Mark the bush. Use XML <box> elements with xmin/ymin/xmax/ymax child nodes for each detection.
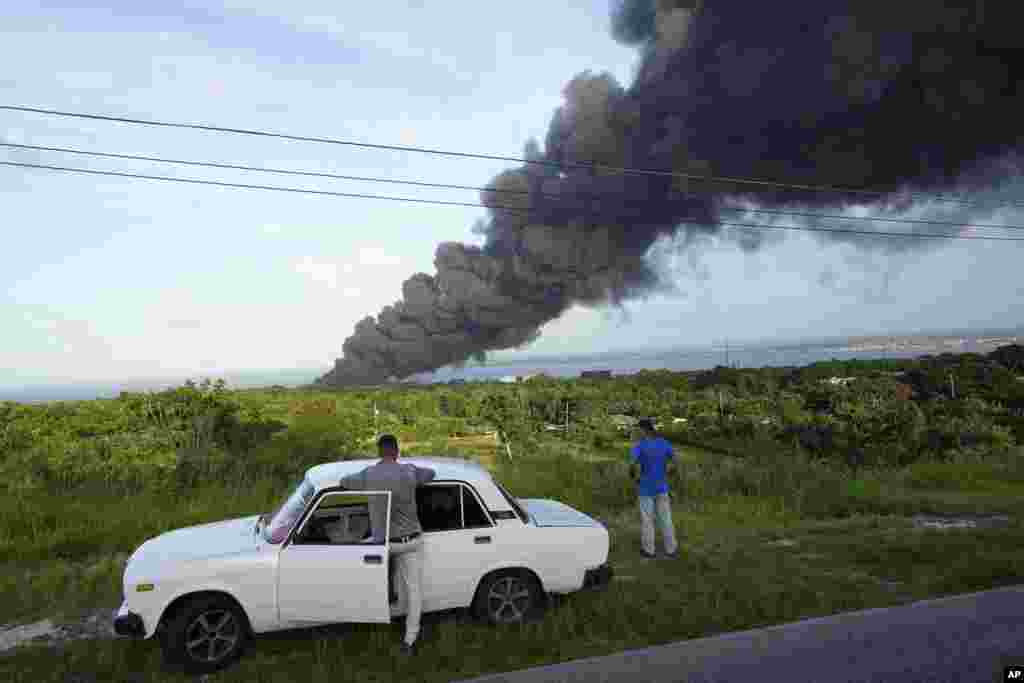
<box><xmin>900</xmin><ymin>461</ymin><xmax>998</xmax><ymax>491</ymax></box>
<box><xmin>588</xmin><ymin>424</ymin><xmax>622</xmax><ymax>452</ymax></box>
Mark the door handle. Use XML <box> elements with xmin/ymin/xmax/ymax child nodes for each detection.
<box><xmin>364</xmin><ymin>554</ymin><xmax>382</xmax><ymax>564</ymax></box>
<box><xmin>474</xmin><ymin>536</ymin><xmax>491</xmax><ymax>544</ymax></box>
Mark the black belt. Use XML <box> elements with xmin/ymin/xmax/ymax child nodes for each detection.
<box><xmin>392</xmin><ymin>532</ymin><xmax>421</xmax><ymax>544</ymax></box>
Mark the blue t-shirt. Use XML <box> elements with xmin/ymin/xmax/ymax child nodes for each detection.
<box><xmin>630</xmin><ymin>437</ymin><xmax>674</xmax><ymax>497</ymax></box>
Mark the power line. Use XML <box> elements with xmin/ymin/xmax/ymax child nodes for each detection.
<box><xmin>0</xmin><ymin>160</ymin><xmax>495</xmax><ymax>209</ymax></box>
<box><xmin>4</xmin><ymin>104</ymin><xmax>1020</xmax><ymax>210</ymax></box>
<box><xmin>0</xmin><ymin>141</ymin><xmax>519</xmax><ymax>199</ymax></box>
<box><xmin>4</xmin><ymin>159</ymin><xmax>1024</xmax><ymax>242</ymax></box>
<box><xmin>4</xmin><ymin>141</ymin><xmax>1023</xmax><ymax>233</ymax></box>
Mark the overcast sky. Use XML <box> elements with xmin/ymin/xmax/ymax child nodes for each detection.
<box><xmin>3</xmin><ymin>0</ymin><xmax>1023</xmax><ymax>387</ymax></box>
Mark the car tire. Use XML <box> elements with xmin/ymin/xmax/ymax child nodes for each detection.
<box><xmin>472</xmin><ymin>570</ymin><xmax>545</xmax><ymax>626</ymax></box>
<box><xmin>159</xmin><ymin>594</ymin><xmax>250</xmax><ymax>675</ymax></box>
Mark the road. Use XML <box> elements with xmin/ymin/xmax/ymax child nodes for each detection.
<box><xmin>452</xmin><ymin>584</ymin><xmax>1024</xmax><ymax>683</ymax></box>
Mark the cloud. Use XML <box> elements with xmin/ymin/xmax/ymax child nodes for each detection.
<box><xmin>167</xmin><ymin>319</ymin><xmax>203</xmax><ymax>330</ymax></box>
<box><xmin>295</xmin><ymin>256</ymin><xmax>339</xmax><ymax>290</ymax></box>
<box><xmin>397</xmin><ymin>127</ymin><xmax>418</xmax><ymax>146</ymax></box>
<box><xmin>294</xmin><ymin>249</ymin><xmax>404</xmax><ymax>293</ymax></box>
<box><xmin>355</xmin><ymin>247</ymin><xmax>403</xmax><ymax>268</ymax></box>
<box><xmin>12</xmin><ymin>308</ymin><xmax>115</xmax><ymax>374</ymax></box>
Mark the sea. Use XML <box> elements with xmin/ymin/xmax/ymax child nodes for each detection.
<box><xmin>2</xmin><ymin>337</ymin><xmax>1007</xmax><ymax>404</ymax></box>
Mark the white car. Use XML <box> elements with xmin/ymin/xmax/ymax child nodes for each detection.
<box><xmin>113</xmin><ymin>457</ymin><xmax>613</xmax><ymax>673</ymax></box>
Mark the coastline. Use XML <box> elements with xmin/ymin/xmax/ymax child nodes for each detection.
<box><xmin>3</xmin><ymin>334</ymin><xmax>1021</xmax><ymax>404</ymax></box>
<box><xmin>841</xmin><ymin>336</ymin><xmax>1020</xmax><ymax>354</ymax></box>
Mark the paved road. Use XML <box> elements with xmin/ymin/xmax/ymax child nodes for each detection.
<box><xmin>452</xmin><ymin>584</ymin><xmax>1024</xmax><ymax>683</ymax></box>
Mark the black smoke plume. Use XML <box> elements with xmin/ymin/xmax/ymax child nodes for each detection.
<box><xmin>318</xmin><ymin>0</ymin><xmax>1022</xmax><ymax>386</ymax></box>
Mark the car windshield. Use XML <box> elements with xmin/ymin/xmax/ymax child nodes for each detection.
<box><xmin>263</xmin><ymin>477</ymin><xmax>315</xmax><ymax>544</ymax></box>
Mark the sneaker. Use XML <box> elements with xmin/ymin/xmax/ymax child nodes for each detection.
<box><xmin>399</xmin><ymin>642</ymin><xmax>416</xmax><ymax>656</ymax></box>
<box><xmin>641</xmin><ymin>551</ymin><xmax>656</xmax><ymax>559</ymax></box>
<box><xmin>664</xmin><ymin>551</ymin><xmax>679</xmax><ymax>559</ymax></box>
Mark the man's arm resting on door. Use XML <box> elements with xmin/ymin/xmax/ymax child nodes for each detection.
<box><xmin>414</xmin><ymin>466</ymin><xmax>436</xmax><ymax>485</ymax></box>
<box><xmin>338</xmin><ymin>469</ymin><xmax>368</xmax><ymax>490</ymax></box>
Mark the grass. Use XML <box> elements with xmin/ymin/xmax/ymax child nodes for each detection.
<box><xmin>3</xmin><ymin>439</ymin><xmax>1024</xmax><ymax>682</ymax></box>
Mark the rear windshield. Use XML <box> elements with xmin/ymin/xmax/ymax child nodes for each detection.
<box><xmin>494</xmin><ymin>481</ymin><xmax>529</xmax><ymax>524</ymax></box>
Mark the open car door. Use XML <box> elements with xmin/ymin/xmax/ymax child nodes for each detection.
<box><xmin>277</xmin><ymin>489</ymin><xmax>391</xmax><ymax>626</ymax></box>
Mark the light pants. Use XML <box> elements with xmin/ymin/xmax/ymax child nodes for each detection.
<box><xmin>390</xmin><ymin>536</ymin><xmax>424</xmax><ymax>645</ymax></box>
<box><xmin>639</xmin><ymin>493</ymin><xmax>678</xmax><ymax>555</ymax></box>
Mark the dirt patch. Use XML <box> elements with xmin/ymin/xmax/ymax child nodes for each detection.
<box><xmin>910</xmin><ymin>514</ymin><xmax>1013</xmax><ymax>530</ymax></box>
<box><xmin>0</xmin><ymin>607</ymin><xmax>118</xmax><ymax>654</ymax></box>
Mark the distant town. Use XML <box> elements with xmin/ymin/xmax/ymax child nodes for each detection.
<box><xmin>841</xmin><ymin>335</ymin><xmax>1021</xmax><ymax>354</ymax></box>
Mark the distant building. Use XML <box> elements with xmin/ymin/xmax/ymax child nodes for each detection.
<box><xmin>823</xmin><ymin>377</ymin><xmax>856</xmax><ymax>386</ymax></box>
<box><xmin>581</xmin><ymin>370</ymin><xmax>613</xmax><ymax>379</ymax></box>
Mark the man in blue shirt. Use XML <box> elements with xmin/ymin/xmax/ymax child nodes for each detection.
<box><xmin>630</xmin><ymin>418</ymin><xmax>679</xmax><ymax>559</ymax></box>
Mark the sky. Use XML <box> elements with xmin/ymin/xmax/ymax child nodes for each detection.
<box><xmin>2</xmin><ymin>0</ymin><xmax>1024</xmax><ymax>388</ymax></box>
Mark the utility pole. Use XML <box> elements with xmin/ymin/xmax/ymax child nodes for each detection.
<box><xmin>949</xmin><ymin>372</ymin><xmax>956</xmax><ymax>399</ymax></box>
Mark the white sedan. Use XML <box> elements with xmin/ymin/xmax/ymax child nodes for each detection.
<box><xmin>113</xmin><ymin>457</ymin><xmax>613</xmax><ymax>673</ymax></box>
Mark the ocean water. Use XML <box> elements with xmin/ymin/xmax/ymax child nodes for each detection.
<box><xmin>420</xmin><ymin>346</ymin><xmax>931</xmax><ymax>384</ymax></box>
<box><xmin>0</xmin><ymin>368</ymin><xmax>325</xmax><ymax>404</ymax></box>
<box><xmin>0</xmin><ymin>339</ymin><xmax>999</xmax><ymax>404</ymax></box>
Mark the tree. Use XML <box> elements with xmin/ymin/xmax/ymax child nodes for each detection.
<box><xmin>477</xmin><ymin>392</ymin><xmax>530</xmax><ymax>459</ymax></box>
<box><xmin>990</xmin><ymin>344</ymin><xmax>1024</xmax><ymax>372</ymax></box>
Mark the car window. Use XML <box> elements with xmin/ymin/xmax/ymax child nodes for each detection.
<box><xmin>293</xmin><ymin>492</ymin><xmax>384</xmax><ymax>546</ymax></box>
<box><xmin>462</xmin><ymin>486</ymin><xmax>492</xmax><ymax>528</ymax></box>
<box><xmin>416</xmin><ymin>483</ymin><xmax>493</xmax><ymax>532</ymax></box>
<box><xmin>416</xmin><ymin>485</ymin><xmax>461</xmax><ymax>532</ymax></box>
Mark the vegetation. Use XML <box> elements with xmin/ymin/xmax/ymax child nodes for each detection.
<box><xmin>2</xmin><ymin>347</ymin><xmax>1024</xmax><ymax>681</ymax></box>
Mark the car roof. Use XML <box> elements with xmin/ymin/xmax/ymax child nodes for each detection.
<box><xmin>305</xmin><ymin>456</ymin><xmax>495</xmax><ymax>491</ymax></box>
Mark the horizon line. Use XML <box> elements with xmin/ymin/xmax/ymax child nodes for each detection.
<box><xmin>3</xmin><ymin>326</ymin><xmax>1022</xmax><ymax>391</ymax></box>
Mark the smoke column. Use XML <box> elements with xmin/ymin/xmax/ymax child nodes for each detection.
<box><xmin>318</xmin><ymin>0</ymin><xmax>1022</xmax><ymax>386</ymax></box>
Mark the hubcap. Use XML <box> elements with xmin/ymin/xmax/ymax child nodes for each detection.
<box><xmin>486</xmin><ymin>576</ymin><xmax>533</xmax><ymax>623</ymax></box>
<box><xmin>185</xmin><ymin>609</ymin><xmax>239</xmax><ymax>663</ymax></box>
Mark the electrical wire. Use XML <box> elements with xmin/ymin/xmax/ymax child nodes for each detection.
<box><xmin>4</xmin><ymin>104</ymin><xmax>1021</xmax><ymax>210</ymax></box>
<box><xmin>4</xmin><ymin>159</ymin><xmax>1023</xmax><ymax>242</ymax></box>
<box><xmin>3</xmin><ymin>141</ymin><xmax>1022</xmax><ymax>233</ymax></box>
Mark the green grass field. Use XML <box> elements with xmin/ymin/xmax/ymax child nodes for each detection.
<box><xmin>3</xmin><ymin>431</ymin><xmax>1024</xmax><ymax>682</ymax></box>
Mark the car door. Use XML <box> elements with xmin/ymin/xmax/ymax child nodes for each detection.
<box><xmin>277</xmin><ymin>490</ymin><xmax>391</xmax><ymax>626</ymax></box>
<box><xmin>417</xmin><ymin>483</ymin><xmax>498</xmax><ymax>611</ymax></box>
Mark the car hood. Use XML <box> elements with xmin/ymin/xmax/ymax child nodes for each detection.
<box><xmin>519</xmin><ymin>499</ymin><xmax>605</xmax><ymax>528</ymax></box>
<box><xmin>127</xmin><ymin>514</ymin><xmax>262</xmax><ymax>579</ymax></box>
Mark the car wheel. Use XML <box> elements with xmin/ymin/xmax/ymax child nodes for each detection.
<box><xmin>159</xmin><ymin>594</ymin><xmax>249</xmax><ymax>675</ymax></box>
<box><xmin>473</xmin><ymin>571</ymin><xmax>544</xmax><ymax>626</ymax></box>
